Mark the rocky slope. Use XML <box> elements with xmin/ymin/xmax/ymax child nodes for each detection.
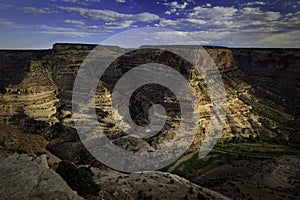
<box><xmin>92</xmin><ymin>168</ymin><xmax>230</xmax><ymax>200</ymax></box>
<box><xmin>193</xmin><ymin>155</ymin><xmax>300</xmax><ymax>199</ymax></box>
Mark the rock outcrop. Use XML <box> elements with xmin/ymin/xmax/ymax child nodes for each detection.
<box><xmin>0</xmin><ymin>153</ymin><xmax>83</xmax><ymax>199</ymax></box>
<box><xmin>0</xmin><ymin>50</ymin><xmax>59</xmax><ymax>124</ymax></box>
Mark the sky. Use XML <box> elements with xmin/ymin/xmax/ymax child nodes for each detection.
<box><xmin>0</xmin><ymin>0</ymin><xmax>299</xmax><ymax>49</ymax></box>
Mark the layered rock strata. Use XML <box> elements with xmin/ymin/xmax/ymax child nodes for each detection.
<box><xmin>0</xmin><ymin>44</ymin><xmax>298</xmax><ymax>161</ymax></box>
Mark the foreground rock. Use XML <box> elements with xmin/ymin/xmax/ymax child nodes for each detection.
<box><xmin>0</xmin><ymin>154</ymin><xmax>83</xmax><ymax>200</ymax></box>
<box><xmin>92</xmin><ymin>168</ymin><xmax>230</xmax><ymax>200</ymax></box>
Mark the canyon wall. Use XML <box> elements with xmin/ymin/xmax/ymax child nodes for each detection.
<box><xmin>0</xmin><ymin>44</ymin><xmax>299</xmax><ymax>152</ymax></box>
<box><xmin>0</xmin><ymin>50</ymin><xmax>59</xmax><ymax>124</ymax></box>
<box><xmin>233</xmin><ymin>48</ymin><xmax>300</xmax><ymax>119</ymax></box>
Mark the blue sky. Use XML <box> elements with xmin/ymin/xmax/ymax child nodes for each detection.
<box><xmin>0</xmin><ymin>0</ymin><xmax>299</xmax><ymax>49</ymax></box>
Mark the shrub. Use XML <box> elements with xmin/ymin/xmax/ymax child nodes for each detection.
<box><xmin>197</xmin><ymin>192</ymin><xmax>206</xmax><ymax>200</ymax></box>
<box><xmin>56</xmin><ymin>160</ymin><xmax>100</xmax><ymax>199</ymax></box>
<box><xmin>169</xmin><ymin>179</ymin><xmax>175</xmax><ymax>184</ymax></box>
<box><xmin>137</xmin><ymin>190</ymin><xmax>153</xmax><ymax>200</ymax></box>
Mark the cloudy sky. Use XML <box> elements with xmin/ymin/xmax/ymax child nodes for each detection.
<box><xmin>0</xmin><ymin>0</ymin><xmax>299</xmax><ymax>49</ymax></box>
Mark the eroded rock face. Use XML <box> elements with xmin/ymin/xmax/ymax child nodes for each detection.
<box><xmin>233</xmin><ymin>48</ymin><xmax>300</xmax><ymax>142</ymax></box>
<box><xmin>0</xmin><ymin>154</ymin><xmax>83</xmax><ymax>199</ymax></box>
<box><xmin>0</xmin><ymin>43</ymin><xmax>299</xmax><ymax>162</ymax></box>
<box><xmin>232</xmin><ymin>48</ymin><xmax>300</xmax><ymax>117</ymax></box>
<box><xmin>0</xmin><ymin>55</ymin><xmax>59</xmax><ymax>125</ymax></box>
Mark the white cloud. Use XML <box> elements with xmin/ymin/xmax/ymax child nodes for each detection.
<box><xmin>152</xmin><ymin>31</ymin><xmax>195</xmax><ymax>45</ymax></box>
<box><xmin>189</xmin><ymin>6</ymin><xmax>238</xmax><ymax>19</ymax></box>
<box><xmin>154</xmin><ymin>31</ymin><xmax>188</xmax><ymax>37</ymax></box>
<box><xmin>22</xmin><ymin>7</ymin><xmax>53</xmax><ymax>14</ymax></box>
<box><xmin>160</xmin><ymin>6</ymin><xmax>239</xmax><ymax>29</ymax></box>
<box><xmin>242</xmin><ymin>1</ymin><xmax>267</xmax><ymax>6</ymax></box>
<box><xmin>240</xmin><ymin>7</ymin><xmax>281</xmax><ymax>21</ymax></box>
<box><xmin>116</xmin><ymin>0</ymin><xmax>126</xmax><ymax>2</ymax></box>
<box><xmin>63</xmin><ymin>19</ymin><xmax>85</xmax><ymax>26</ymax></box>
<box><xmin>165</xmin><ymin>8</ymin><xmax>176</xmax><ymax>15</ymax></box>
<box><xmin>104</xmin><ymin>20</ymin><xmax>133</xmax><ymax>28</ymax></box>
<box><xmin>4</xmin><ymin>0</ymin><xmax>299</xmax><ymax>48</ymax></box>
<box><xmin>36</xmin><ymin>25</ymin><xmax>92</xmax><ymax>37</ymax></box>
<box><xmin>165</xmin><ymin>11</ymin><xmax>171</xmax><ymax>15</ymax></box>
<box><xmin>59</xmin><ymin>6</ymin><xmax>159</xmax><ymax>26</ymax></box>
<box><xmin>63</xmin><ymin>0</ymin><xmax>78</xmax><ymax>2</ymax></box>
<box><xmin>159</xmin><ymin>18</ymin><xmax>207</xmax><ymax>29</ymax></box>
<box><xmin>63</xmin><ymin>0</ymin><xmax>101</xmax><ymax>3</ymax></box>
<box><xmin>0</xmin><ymin>18</ymin><xmax>14</xmax><ymax>26</ymax></box>
<box><xmin>155</xmin><ymin>4</ymin><xmax>300</xmax><ymax>47</ymax></box>
<box><xmin>242</xmin><ymin>29</ymin><xmax>300</xmax><ymax>48</ymax></box>
<box><xmin>164</xmin><ymin>1</ymin><xmax>189</xmax><ymax>15</ymax></box>
<box><xmin>169</xmin><ymin>2</ymin><xmax>188</xmax><ymax>9</ymax></box>
<box><xmin>160</xmin><ymin>5</ymin><xmax>282</xmax><ymax>31</ymax></box>
<box><xmin>0</xmin><ymin>4</ymin><xmax>13</xmax><ymax>9</ymax></box>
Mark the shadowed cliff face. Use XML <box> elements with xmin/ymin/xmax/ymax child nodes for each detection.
<box><xmin>0</xmin><ymin>44</ymin><xmax>299</xmax><ymax>162</ymax></box>
<box><xmin>0</xmin><ymin>50</ymin><xmax>50</xmax><ymax>93</ymax></box>
<box><xmin>232</xmin><ymin>49</ymin><xmax>300</xmax><ymax>143</ymax></box>
<box><xmin>232</xmin><ymin>49</ymin><xmax>300</xmax><ymax>116</ymax></box>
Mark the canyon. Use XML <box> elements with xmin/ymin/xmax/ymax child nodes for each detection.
<box><xmin>0</xmin><ymin>43</ymin><xmax>299</xmax><ymax>199</ymax></box>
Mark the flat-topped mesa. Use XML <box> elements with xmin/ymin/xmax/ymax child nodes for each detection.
<box><xmin>139</xmin><ymin>45</ymin><xmax>235</xmax><ymax>70</ymax></box>
<box><xmin>52</xmin><ymin>43</ymin><xmax>97</xmax><ymax>51</ymax></box>
<box><xmin>52</xmin><ymin>43</ymin><xmax>124</xmax><ymax>55</ymax></box>
<box><xmin>51</xmin><ymin>43</ymin><xmax>236</xmax><ymax>71</ymax></box>
<box><xmin>0</xmin><ymin>50</ymin><xmax>50</xmax><ymax>93</ymax></box>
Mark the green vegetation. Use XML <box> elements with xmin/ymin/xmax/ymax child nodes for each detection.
<box><xmin>197</xmin><ymin>192</ymin><xmax>206</xmax><ymax>200</ymax></box>
<box><xmin>215</xmin><ymin>141</ymin><xmax>300</xmax><ymax>157</ymax></box>
<box><xmin>137</xmin><ymin>189</ymin><xmax>153</xmax><ymax>200</ymax></box>
<box><xmin>172</xmin><ymin>152</ymin><xmax>222</xmax><ymax>179</ymax></box>
<box><xmin>56</xmin><ymin>160</ymin><xmax>100</xmax><ymax>199</ymax></box>
<box><xmin>168</xmin><ymin>140</ymin><xmax>300</xmax><ymax>180</ymax></box>
<box><xmin>16</xmin><ymin>149</ymin><xmax>29</xmax><ymax>154</ymax></box>
<box><xmin>237</xmin><ymin>182</ymin><xmax>292</xmax><ymax>200</ymax></box>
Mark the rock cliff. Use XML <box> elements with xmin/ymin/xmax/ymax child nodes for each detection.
<box><xmin>0</xmin><ymin>44</ymin><xmax>299</xmax><ymax>153</ymax></box>
<box><xmin>0</xmin><ymin>50</ymin><xmax>59</xmax><ymax>125</ymax></box>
